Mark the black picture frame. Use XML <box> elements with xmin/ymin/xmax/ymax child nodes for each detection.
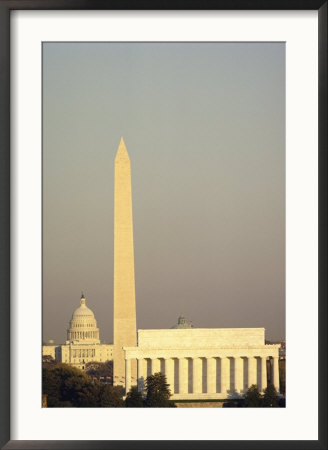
<box><xmin>0</xmin><ymin>2</ymin><xmax>327</xmax><ymax>449</ymax></box>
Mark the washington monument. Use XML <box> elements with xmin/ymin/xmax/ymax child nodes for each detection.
<box><xmin>113</xmin><ymin>138</ymin><xmax>137</xmax><ymax>386</ymax></box>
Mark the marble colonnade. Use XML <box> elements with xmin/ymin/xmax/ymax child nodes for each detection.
<box><xmin>124</xmin><ymin>328</ymin><xmax>281</xmax><ymax>399</ymax></box>
<box><xmin>124</xmin><ymin>350</ymin><xmax>280</xmax><ymax>399</ymax></box>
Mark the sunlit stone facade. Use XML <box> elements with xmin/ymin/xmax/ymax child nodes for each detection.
<box><xmin>124</xmin><ymin>328</ymin><xmax>280</xmax><ymax>399</ymax></box>
<box><xmin>42</xmin><ymin>294</ymin><xmax>113</xmax><ymax>370</ymax></box>
<box><xmin>113</xmin><ymin>138</ymin><xmax>137</xmax><ymax>386</ymax></box>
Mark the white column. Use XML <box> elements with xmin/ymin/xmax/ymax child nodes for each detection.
<box><xmin>164</xmin><ymin>358</ymin><xmax>175</xmax><ymax>395</ymax></box>
<box><xmin>125</xmin><ymin>359</ymin><xmax>131</xmax><ymax>394</ymax></box>
<box><xmin>234</xmin><ymin>357</ymin><xmax>243</xmax><ymax>393</ymax></box>
<box><xmin>221</xmin><ymin>357</ymin><xmax>230</xmax><ymax>395</ymax></box>
<box><xmin>137</xmin><ymin>358</ymin><xmax>145</xmax><ymax>393</ymax></box>
<box><xmin>193</xmin><ymin>358</ymin><xmax>202</xmax><ymax>394</ymax></box>
<box><xmin>179</xmin><ymin>358</ymin><xmax>188</xmax><ymax>394</ymax></box>
<box><xmin>273</xmin><ymin>356</ymin><xmax>280</xmax><ymax>392</ymax></box>
<box><xmin>261</xmin><ymin>357</ymin><xmax>267</xmax><ymax>392</ymax></box>
<box><xmin>247</xmin><ymin>357</ymin><xmax>257</xmax><ymax>388</ymax></box>
<box><xmin>207</xmin><ymin>358</ymin><xmax>217</xmax><ymax>394</ymax></box>
<box><xmin>151</xmin><ymin>358</ymin><xmax>161</xmax><ymax>375</ymax></box>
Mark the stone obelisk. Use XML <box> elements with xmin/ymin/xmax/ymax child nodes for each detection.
<box><xmin>113</xmin><ymin>138</ymin><xmax>137</xmax><ymax>388</ymax></box>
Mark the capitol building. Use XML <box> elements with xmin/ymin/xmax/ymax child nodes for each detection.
<box><xmin>42</xmin><ymin>294</ymin><xmax>113</xmax><ymax>370</ymax></box>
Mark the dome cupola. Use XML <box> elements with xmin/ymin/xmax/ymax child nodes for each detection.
<box><xmin>171</xmin><ymin>315</ymin><xmax>194</xmax><ymax>329</ymax></box>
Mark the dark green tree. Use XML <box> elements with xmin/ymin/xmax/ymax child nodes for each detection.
<box><xmin>85</xmin><ymin>361</ymin><xmax>112</xmax><ymax>379</ymax></box>
<box><xmin>42</xmin><ymin>355</ymin><xmax>58</xmax><ymax>369</ymax></box>
<box><xmin>125</xmin><ymin>386</ymin><xmax>144</xmax><ymax>407</ymax></box>
<box><xmin>244</xmin><ymin>384</ymin><xmax>262</xmax><ymax>407</ymax></box>
<box><xmin>99</xmin><ymin>384</ymin><xmax>124</xmax><ymax>407</ymax></box>
<box><xmin>42</xmin><ymin>363</ymin><xmax>124</xmax><ymax>407</ymax></box>
<box><xmin>144</xmin><ymin>372</ymin><xmax>175</xmax><ymax>407</ymax></box>
<box><xmin>262</xmin><ymin>383</ymin><xmax>280</xmax><ymax>407</ymax></box>
<box><xmin>42</xmin><ymin>365</ymin><xmax>65</xmax><ymax>406</ymax></box>
<box><xmin>43</xmin><ymin>364</ymin><xmax>99</xmax><ymax>407</ymax></box>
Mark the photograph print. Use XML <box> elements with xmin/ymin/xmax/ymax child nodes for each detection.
<box><xmin>42</xmin><ymin>42</ymin><xmax>285</xmax><ymax>408</ymax></box>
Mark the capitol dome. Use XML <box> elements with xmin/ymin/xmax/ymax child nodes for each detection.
<box><xmin>67</xmin><ymin>294</ymin><xmax>100</xmax><ymax>344</ymax></box>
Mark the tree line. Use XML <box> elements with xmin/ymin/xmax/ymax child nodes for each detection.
<box><xmin>43</xmin><ymin>358</ymin><xmax>284</xmax><ymax>408</ymax></box>
<box><xmin>225</xmin><ymin>384</ymin><xmax>284</xmax><ymax>408</ymax></box>
<box><xmin>42</xmin><ymin>360</ymin><xmax>175</xmax><ymax>407</ymax></box>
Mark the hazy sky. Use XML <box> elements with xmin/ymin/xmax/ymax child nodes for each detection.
<box><xmin>43</xmin><ymin>42</ymin><xmax>285</xmax><ymax>344</ymax></box>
